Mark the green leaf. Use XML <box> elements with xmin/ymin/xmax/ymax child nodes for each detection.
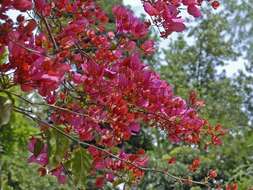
<box><xmin>47</xmin><ymin>128</ymin><xmax>70</xmax><ymax>166</ymax></box>
<box><xmin>0</xmin><ymin>47</ymin><xmax>7</xmax><ymax>64</ymax></box>
<box><xmin>113</xmin><ymin>178</ymin><xmax>125</xmax><ymax>187</ymax></box>
<box><xmin>0</xmin><ymin>96</ymin><xmax>13</xmax><ymax>127</ymax></box>
<box><xmin>71</xmin><ymin>148</ymin><xmax>92</xmax><ymax>187</ymax></box>
<box><xmin>161</xmin><ymin>154</ymin><xmax>171</xmax><ymax>160</ymax></box>
<box><xmin>34</xmin><ymin>139</ymin><xmax>44</xmax><ymax>157</ymax></box>
<box><xmin>54</xmin><ymin>130</ymin><xmax>70</xmax><ymax>163</ymax></box>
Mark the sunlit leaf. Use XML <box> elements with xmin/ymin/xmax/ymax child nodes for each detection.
<box><xmin>0</xmin><ymin>96</ymin><xmax>13</xmax><ymax>127</ymax></box>
<box><xmin>34</xmin><ymin>139</ymin><xmax>44</xmax><ymax>157</ymax></box>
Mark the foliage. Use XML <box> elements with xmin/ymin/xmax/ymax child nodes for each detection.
<box><xmin>0</xmin><ymin>109</ymin><xmax>68</xmax><ymax>189</ymax></box>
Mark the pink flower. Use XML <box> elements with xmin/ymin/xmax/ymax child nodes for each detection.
<box><xmin>143</xmin><ymin>2</ymin><xmax>159</xmax><ymax>16</ymax></box>
<box><xmin>182</xmin><ymin>0</ymin><xmax>197</xmax><ymax>5</ymax></box>
<box><xmin>95</xmin><ymin>176</ymin><xmax>105</xmax><ymax>188</ymax></box>
<box><xmin>51</xmin><ymin>166</ymin><xmax>67</xmax><ymax>184</ymax></box>
<box><xmin>187</xmin><ymin>5</ymin><xmax>202</xmax><ymax>17</ymax></box>
<box><xmin>129</xmin><ymin>122</ymin><xmax>140</xmax><ymax>133</ymax></box>
<box><xmin>141</xmin><ymin>40</ymin><xmax>155</xmax><ymax>55</ymax></box>
<box><xmin>28</xmin><ymin>137</ymin><xmax>48</xmax><ymax>166</ymax></box>
<box><xmin>13</xmin><ymin>0</ymin><xmax>33</xmax><ymax>12</ymax></box>
<box><xmin>113</xmin><ymin>5</ymin><xmax>148</xmax><ymax>38</ymax></box>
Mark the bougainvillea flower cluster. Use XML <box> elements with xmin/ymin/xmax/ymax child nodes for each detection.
<box><xmin>0</xmin><ymin>0</ymin><xmax>223</xmax><ymax>187</ymax></box>
<box><xmin>141</xmin><ymin>0</ymin><xmax>220</xmax><ymax>37</ymax></box>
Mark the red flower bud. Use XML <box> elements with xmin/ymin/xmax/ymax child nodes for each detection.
<box><xmin>209</xmin><ymin>169</ymin><xmax>217</xmax><ymax>179</ymax></box>
<box><xmin>211</xmin><ymin>1</ymin><xmax>220</xmax><ymax>9</ymax></box>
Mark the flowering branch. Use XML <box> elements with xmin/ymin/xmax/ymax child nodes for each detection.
<box><xmin>13</xmin><ymin>106</ymin><xmax>210</xmax><ymax>188</ymax></box>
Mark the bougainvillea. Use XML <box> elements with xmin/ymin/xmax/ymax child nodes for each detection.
<box><xmin>142</xmin><ymin>0</ymin><xmax>220</xmax><ymax>37</ymax></box>
<box><xmin>0</xmin><ymin>0</ymin><xmax>225</xmax><ymax>188</ymax></box>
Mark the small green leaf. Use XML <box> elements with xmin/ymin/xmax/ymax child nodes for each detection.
<box><xmin>34</xmin><ymin>139</ymin><xmax>44</xmax><ymax>157</ymax></box>
<box><xmin>0</xmin><ymin>47</ymin><xmax>8</xmax><ymax>64</ymax></box>
<box><xmin>113</xmin><ymin>178</ymin><xmax>125</xmax><ymax>187</ymax></box>
<box><xmin>162</xmin><ymin>154</ymin><xmax>171</xmax><ymax>160</ymax></box>
<box><xmin>71</xmin><ymin>148</ymin><xmax>92</xmax><ymax>187</ymax></box>
<box><xmin>48</xmin><ymin>128</ymin><xmax>70</xmax><ymax>166</ymax></box>
<box><xmin>0</xmin><ymin>96</ymin><xmax>13</xmax><ymax>127</ymax></box>
<box><xmin>111</xmin><ymin>147</ymin><xmax>120</xmax><ymax>155</ymax></box>
<box><xmin>54</xmin><ymin>130</ymin><xmax>70</xmax><ymax>162</ymax></box>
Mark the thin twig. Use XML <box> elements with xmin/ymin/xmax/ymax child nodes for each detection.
<box><xmin>10</xmin><ymin>40</ymin><xmax>50</xmax><ymax>58</ymax></box>
<box><xmin>36</xmin><ymin>12</ymin><xmax>59</xmax><ymax>51</ymax></box>
<box><xmin>5</xmin><ymin>91</ymin><xmax>97</xmax><ymax>122</ymax></box>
